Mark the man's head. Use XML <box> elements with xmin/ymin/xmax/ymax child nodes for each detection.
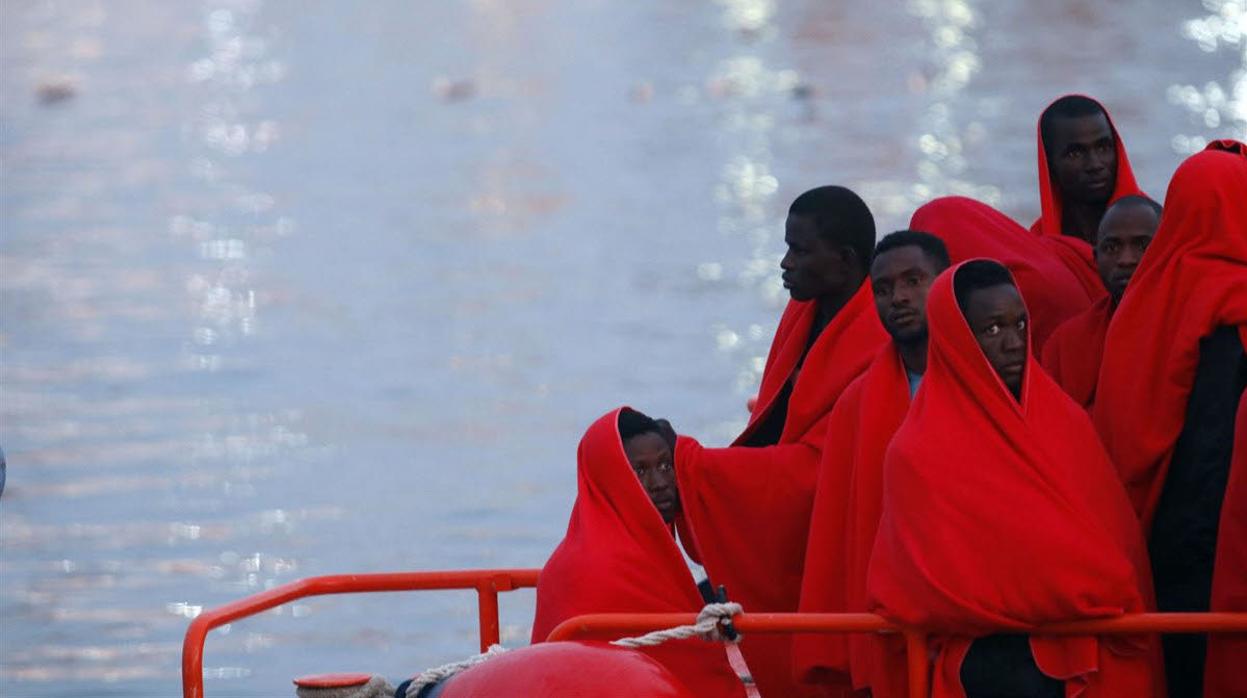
<box><xmin>954</xmin><ymin>261</ymin><xmax>1028</xmax><ymax>399</ymax></box>
<box><xmin>1040</xmin><ymin>95</ymin><xmax>1118</xmax><ymax>206</ymax></box>
<box><xmin>1095</xmin><ymin>195</ymin><xmax>1161</xmax><ymax>303</ymax></box>
<box><xmin>781</xmin><ymin>186</ymin><xmax>876</xmax><ymax>302</ymax></box>
<box><xmin>617</xmin><ymin>409</ymin><xmax>680</xmax><ymax>523</ymax></box>
<box><xmin>870</xmin><ymin>230</ymin><xmax>950</xmax><ymax>346</ymax></box>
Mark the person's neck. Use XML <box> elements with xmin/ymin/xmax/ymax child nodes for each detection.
<box><xmin>897</xmin><ymin>337</ymin><xmax>927</xmax><ymax>375</ymax></box>
<box><xmin>812</xmin><ymin>276</ymin><xmax>863</xmax><ymax>336</ymax></box>
<box><xmin>1061</xmin><ymin>200</ymin><xmax>1107</xmax><ymax>243</ymax></box>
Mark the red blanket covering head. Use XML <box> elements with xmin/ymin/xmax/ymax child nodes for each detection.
<box><xmin>530</xmin><ymin>408</ymin><xmax>745</xmax><ymax>697</ymax></box>
<box><xmin>1093</xmin><ymin>143</ymin><xmax>1247</xmax><ymax>529</ymax></box>
<box><xmin>794</xmin><ymin>346</ymin><xmax>911</xmax><ymax>696</ymax></box>
<box><xmin>867</xmin><ymin>261</ymin><xmax>1159</xmax><ymax>697</ymax></box>
<box><xmin>675</xmin><ymin>283</ymin><xmax>887</xmax><ymax>698</ymax></box>
<box><xmin>1031</xmin><ymin>94</ymin><xmax>1144</xmax><ymax>297</ymax></box>
<box><xmin>1039</xmin><ymin>295</ymin><xmax>1113</xmax><ymax>410</ymax></box>
<box><xmin>910</xmin><ymin>196</ymin><xmax>1092</xmax><ymax>351</ymax></box>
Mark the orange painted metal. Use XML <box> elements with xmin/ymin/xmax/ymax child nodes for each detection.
<box><xmin>546</xmin><ymin>610</ymin><xmax>1247</xmax><ymax>698</ymax></box>
<box><xmin>184</xmin><ymin>570</ymin><xmax>1247</xmax><ymax>698</ymax></box>
<box><xmin>181</xmin><ymin>569</ymin><xmax>540</xmax><ymax>698</ymax></box>
<box><xmin>293</xmin><ymin>672</ymin><xmax>372</xmax><ymax>688</ymax></box>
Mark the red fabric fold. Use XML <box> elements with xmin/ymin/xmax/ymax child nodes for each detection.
<box><xmin>1030</xmin><ymin>94</ymin><xmax>1143</xmax><ymax>298</ymax></box>
<box><xmin>910</xmin><ymin>196</ymin><xmax>1092</xmax><ymax>352</ymax></box>
<box><xmin>531</xmin><ymin>408</ymin><xmax>746</xmax><ymax>698</ymax></box>
<box><xmin>794</xmin><ymin>345</ymin><xmax>911</xmax><ymax>697</ymax></box>
<box><xmin>1206</xmin><ymin>395</ymin><xmax>1247</xmax><ymax>696</ymax></box>
<box><xmin>675</xmin><ymin>283</ymin><xmax>887</xmax><ymax>698</ymax></box>
<box><xmin>866</xmin><ymin>261</ymin><xmax>1160</xmax><ymax>697</ymax></box>
<box><xmin>1093</xmin><ymin>144</ymin><xmax>1247</xmax><ymax>530</ymax></box>
<box><xmin>1040</xmin><ymin>295</ymin><xmax>1113</xmax><ymax>410</ymax></box>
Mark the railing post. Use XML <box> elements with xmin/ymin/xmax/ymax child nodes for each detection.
<box><xmin>476</xmin><ymin>578</ymin><xmax>501</xmax><ymax>651</ymax></box>
<box><xmin>904</xmin><ymin>629</ymin><xmax>928</xmax><ymax>698</ymax></box>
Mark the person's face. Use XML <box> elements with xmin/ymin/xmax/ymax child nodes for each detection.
<box><xmin>1048</xmin><ymin>113</ymin><xmax>1118</xmax><ymax>206</ymax></box>
<box><xmin>781</xmin><ymin>214</ymin><xmax>850</xmax><ymax>302</ymax></box>
<box><xmin>1095</xmin><ymin>203</ymin><xmax>1158</xmax><ymax>303</ymax></box>
<box><xmin>624</xmin><ymin>432</ymin><xmax>680</xmax><ymax>523</ymax></box>
<box><xmin>962</xmin><ymin>284</ymin><xmax>1028</xmax><ymax>398</ymax></box>
<box><xmin>870</xmin><ymin>246</ymin><xmax>941</xmax><ymax>345</ymax></box>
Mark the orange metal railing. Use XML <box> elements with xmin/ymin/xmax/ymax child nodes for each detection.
<box><xmin>547</xmin><ymin>610</ymin><xmax>1247</xmax><ymax>698</ymax></box>
<box><xmin>183</xmin><ymin>571</ymin><xmax>1247</xmax><ymax>698</ymax></box>
<box><xmin>181</xmin><ymin>569</ymin><xmax>540</xmax><ymax>698</ymax></box>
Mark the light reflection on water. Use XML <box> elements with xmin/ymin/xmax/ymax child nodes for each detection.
<box><xmin>1</xmin><ymin>1</ymin><xmax>1244</xmax><ymax>696</ymax></box>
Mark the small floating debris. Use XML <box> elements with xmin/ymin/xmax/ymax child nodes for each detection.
<box><xmin>432</xmin><ymin>76</ymin><xmax>476</xmax><ymax>103</ymax></box>
<box><xmin>628</xmin><ymin>81</ymin><xmax>654</xmax><ymax>104</ymax></box>
<box><xmin>790</xmin><ymin>82</ymin><xmax>815</xmax><ymax>100</ymax></box>
<box><xmin>35</xmin><ymin>77</ymin><xmax>77</xmax><ymax>105</ymax></box>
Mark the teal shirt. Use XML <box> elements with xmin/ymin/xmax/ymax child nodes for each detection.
<box><xmin>907</xmin><ymin>370</ymin><xmax>923</xmax><ymax>398</ymax></box>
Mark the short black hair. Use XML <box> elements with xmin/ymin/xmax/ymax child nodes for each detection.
<box><xmin>954</xmin><ymin>260</ymin><xmax>1016</xmax><ymax>315</ymax></box>
<box><xmin>1039</xmin><ymin>95</ymin><xmax>1110</xmax><ymax>159</ymax></box>
<box><xmin>618</xmin><ymin>408</ymin><xmax>660</xmax><ymax>442</ymax></box>
<box><xmin>788</xmin><ymin>186</ymin><xmax>876</xmax><ymax>271</ymax></box>
<box><xmin>1104</xmin><ymin>194</ymin><xmax>1162</xmax><ymax>219</ymax></box>
<box><xmin>873</xmin><ymin>230</ymin><xmax>952</xmax><ymax>272</ymax></box>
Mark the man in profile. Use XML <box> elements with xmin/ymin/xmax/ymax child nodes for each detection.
<box><xmin>1041</xmin><ymin>195</ymin><xmax>1160</xmax><ymax>409</ymax></box>
<box><xmin>795</xmin><ymin>231</ymin><xmax>949</xmax><ymax>696</ymax></box>
<box><xmin>669</xmin><ymin>186</ymin><xmax>887</xmax><ymax>697</ymax></box>
<box><xmin>1031</xmin><ymin>94</ymin><xmax>1145</xmax><ymax>297</ymax></box>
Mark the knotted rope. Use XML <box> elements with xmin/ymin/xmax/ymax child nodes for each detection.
<box><xmin>609</xmin><ymin>602</ymin><xmax>743</xmax><ymax>647</ymax></box>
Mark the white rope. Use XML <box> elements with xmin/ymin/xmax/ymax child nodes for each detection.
<box><xmin>405</xmin><ymin>644</ymin><xmax>508</xmax><ymax>697</ymax></box>
<box><xmin>609</xmin><ymin>602</ymin><xmax>743</xmax><ymax>648</ymax></box>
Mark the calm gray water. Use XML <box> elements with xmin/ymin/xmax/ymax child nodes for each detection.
<box><xmin>1</xmin><ymin>1</ymin><xmax>1244</xmax><ymax>695</ymax></box>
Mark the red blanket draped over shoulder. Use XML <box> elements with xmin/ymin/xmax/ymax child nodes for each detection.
<box><xmin>867</xmin><ymin>261</ymin><xmax>1160</xmax><ymax>697</ymax></box>
<box><xmin>675</xmin><ymin>283</ymin><xmax>887</xmax><ymax>698</ymax></box>
<box><xmin>531</xmin><ymin>408</ymin><xmax>746</xmax><ymax>698</ymax></box>
<box><xmin>910</xmin><ymin>196</ymin><xmax>1091</xmax><ymax>351</ymax></box>
<box><xmin>1030</xmin><ymin>94</ymin><xmax>1143</xmax><ymax>298</ymax></box>
<box><xmin>794</xmin><ymin>345</ymin><xmax>911</xmax><ymax>697</ymax></box>
<box><xmin>1040</xmin><ymin>295</ymin><xmax>1113</xmax><ymax>409</ymax></box>
<box><xmin>1093</xmin><ymin>144</ymin><xmax>1247</xmax><ymax>529</ymax></box>
<box><xmin>1093</xmin><ymin>143</ymin><xmax>1247</xmax><ymax>696</ymax></box>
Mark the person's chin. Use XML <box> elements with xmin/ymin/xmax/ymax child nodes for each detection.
<box><xmin>888</xmin><ymin>325</ymin><xmax>925</xmax><ymax>345</ymax></box>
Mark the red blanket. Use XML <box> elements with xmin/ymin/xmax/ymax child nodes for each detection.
<box><xmin>1093</xmin><ymin>144</ymin><xmax>1247</xmax><ymax>530</ymax></box>
<box><xmin>676</xmin><ymin>283</ymin><xmax>887</xmax><ymax>698</ymax></box>
<box><xmin>531</xmin><ymin>408</ymin><xmax>746</xmax><ymax>697</ymax></box>
<box><xmin>1040</xmin><ymin>295</ymin><xmax>1113</xmax><ymax>410</ymax></box>
<box><xmin>1207</xmin><ymin>394</ymin><xmax>1247</xmax><ymax>696</ymax></box>
<box><xmin>867</xmin><ymin>261</ymin><xmax>1160</xmax><ymax>697</ymax></box>
<box><xmin>910</xmin><ymin>196</ymin><xmax>1091</xmax><ymax>352</ymax></box>
<box><xmin>794</xmin><ymin>345</ymin><xmax>911</xmax><ymax>697</ymax></box>
<box><xmin>1029</xmin><ymin>94</ymin><xmax>1143</xmax><ymax>298</ymax></box>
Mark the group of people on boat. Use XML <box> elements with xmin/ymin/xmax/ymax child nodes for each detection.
<box><xmin>411</xmin><ymin>95</ymin><xmax>1246</xmax><ymax>698</ymax></box>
